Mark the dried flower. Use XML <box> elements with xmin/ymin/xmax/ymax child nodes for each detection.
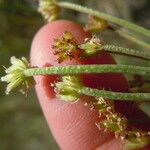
<box><xmin>38</xmin><ymin>0</ymin><xmax>60</xmax><ymax>22</ymax></box>
<box><xmin>84</xmin><ymin>15</ymin><xmax>109</xmax><ymax>32</ymax></box>
<box><xmin>1</xmin><ymin>56</ymin><xmax>34</xmax><ymax>95</ymax></box>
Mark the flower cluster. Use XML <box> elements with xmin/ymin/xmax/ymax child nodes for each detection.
<box><xmin>1</xmin><ymin>56</ymin><xmax>34</xmax><ymax>95</ymax></box>
<box><xmin>92</xmin><ymin>97</ymin><xmax>150</xmax><ymax>149</ymax></box>
<box><xmin>52</xmin><ymin>31</ymin><xmax>105</xmax><ymax>61</ymax></box>
<box><xmin>52</xmin><ymin>31</ymin><xmax>78</xmax><ymax>63</ymax></box>
<box><xmin>95</xmin><ymin>98</ymin><xmax>127</xmax><ymax>135</ymax></box>
<box><xmin>79</xmin><ymin>35</ymin><xmax>104</xmax><ymax>57</ymax></box>
<box><xmin>125</xmin><ymin>130</ymin><xmax>150</xmax><ymax>150</ymax></box>
<box><xmin>54</xmin><ymin>75</ymin><xmax>83</xmax><ymax>101</ymax></box>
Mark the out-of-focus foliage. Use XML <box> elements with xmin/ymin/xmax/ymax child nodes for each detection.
<box><xmin>0</xmin><ymin>0</ymin><xmax>149</xmax><ymax>150</ymax></box>
<box><xmin>0</xmin><ymin>0</ymin><xmax>59</xmax><ymax>150</ymax></box>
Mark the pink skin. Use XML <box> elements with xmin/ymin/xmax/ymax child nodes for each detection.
<box><xmin>30</xmin><ymin>20</ymin><xmax>149</xmax><ymax>150</ymax></box>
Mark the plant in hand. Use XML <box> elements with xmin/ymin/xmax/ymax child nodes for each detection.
<box><xmin>1</xmin><ymin>0</ymin><xmax>150</xmax><ymax>149</ymax></box>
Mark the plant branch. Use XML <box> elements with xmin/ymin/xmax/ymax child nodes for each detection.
<box><xmin>101</xmin><ymin>45</ymin><xmax>150</xmax><ymax>60</ymax></box>
<box><xmin>24</xmin><ymin>64</ymin><xmax>150</xmax><ymax>77</ymax></box>
<box><xmin>81</xmin><ymin>87</ymin><xmax>150</xmax><ymax>101</ymax></box>
<box><xmin>57</xmin><ymin>2</ymin><xmax>150</xmax><ymax>37</ymax></box>
<box><xmin>55</xmin><ymin>75</ymin><xmax>150</xmax><ymax>101</ymax></box>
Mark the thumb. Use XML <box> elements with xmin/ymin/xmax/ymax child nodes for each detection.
<box><xmin>34</xmin><ymin>78</ymin><xmax>119</xmax><ymax>150</ymax></box>
<box><xmin>30</xmin><ymin>20</ymin><xmax>149</xmax><ymax>150</ymax></box>
<box><xmin>30</xmin><ymin>20</ymin><xmax>118</xmax><ymax>150</ymax></box>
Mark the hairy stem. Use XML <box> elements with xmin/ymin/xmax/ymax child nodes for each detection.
<box><xmin>57</xmin><ymin>2</ymin><xmax>150</xmax><ymax>37</ymax></box>
<box><xmin>24</xmin><ymin>64</ymin><xmax>150</xmax><ymax>77</ymax></box>
<box><xmin>80</xmin><ymin>87</ymin><xmax>150</xmax><ymax>101</ymax></box>
<box><xmin>102</xmin><ymin>45</ymin><xmax>150</xmax><ymax>60</ymax></box>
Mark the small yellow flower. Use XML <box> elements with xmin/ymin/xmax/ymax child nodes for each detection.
<box><xmin>1</xmin><ymin>56</ymin><xmax>34</xmax><ymax>95</ymax></box>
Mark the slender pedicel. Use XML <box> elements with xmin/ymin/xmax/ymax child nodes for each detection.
<box><xmin>81</xmin><ymin>87</ymin><xmax>150</xmax><ymax>101</ymax></box>
<box><xmin>79</xmin><ymin>36</ymin><xmax>150</xmax><ymax>60</ymax></box>
<box><xmin>24</xmin><ymin>65</ymin><xmax>150</xmax><ymax>77</ymax></box>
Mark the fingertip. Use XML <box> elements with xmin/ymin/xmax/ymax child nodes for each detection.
<box><xmin>35</xmin><ymin>80</ymin><xmax>113</xmax><ymax>150</ymax></box>
<box><xmin>30</xmin><ymin>20</ymin><xmax>130</xmax><ymax>150</ymax></box>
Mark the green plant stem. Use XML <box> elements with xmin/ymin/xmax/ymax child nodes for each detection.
<box><xmin>116</xmin><ymin>29</ymin><xmax>150</xmax><ymax>50</ymax></box>
<box><xmin>57</xmin><ymin>2</ymin><xmax>150</xmax><ymax>37</ymax></box>
<box><xmin>24</xmin><ymin>64</ymin><xmax>150</xmax><ymax>77</ymax></box>
<box><xmin>80</xmin><ymin>87</ymin><xmax>150</xmax><ymax>101</ymax></box>
<box><xmin>101</xmin><ymin>45</ymin><xmax>150</xmax><ymax>60</ymax></box>
<box><xmin>138</xmin><ymin>102</ymin><xmax>150</xmax><ymax>117</ymax></box>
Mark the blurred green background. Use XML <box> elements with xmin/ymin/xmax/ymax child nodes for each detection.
<box><xmin>0</xmin><ymin>0</ymin><xmax>149</xmax><ymax>150</ymax></box>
